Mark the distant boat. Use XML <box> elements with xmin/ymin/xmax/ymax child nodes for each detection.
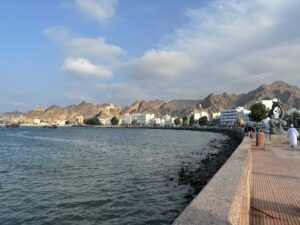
<box><xmin>43</xmin><ymin>125</ymin><xmax>58</xmax><ymax>129</ymax></box>
<box><xmin>6</xmin><ymin>124</ymin><xmax>20</xmax><ymax>128</ymax></box>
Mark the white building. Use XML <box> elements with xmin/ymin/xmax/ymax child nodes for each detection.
<box><xmin>122</xmin><ymin>113</ymin><xmax>132</xmax><ymax>125</ymax></box>
<box><xmin>257</xmin><ymin>98</ymin><xmax>279</xmax><ymax>111</ymax></box>
<box><xmin>150</xmin><ymin>118</ymin><xmax>165</xmax><ymax>126</ymax></box>
<box><xmin>210</xmin><ymin>112</ymin><xmax>221</xmax><ymax>119</ymax></box>
<box><xmin>33</xmin><ymin>119</ymin><xmax>41</xmax><ymax>124</ymax></box>
<box><xmin>56</xmin><ymin>120</ymin><xmax>66</xmax><ymax>126</ymax></box>
<box><xmin>131</xmin><ymin>113</ymin><xmax>155</xmax><ymax>125</ymax></box>
<box><xmin>162</xmin><ymin>115</ymin><xmax>175</xmax><ymax>126</ymax></box>
<box><xmin>75</xmin><ymin>116</ymin><xmax>84</xmax><ymax>125</ymax></box>
<box><xmin>188</xmin><ymin>110</ymin><xmax>209</xmax><ymax>124</ymax></box>
<box><xmin>99</xmin><ymin>118</ymin><xmax>112</xmax><ymax>126</ymax></box>
<box><xmin>220</xmin><ymin>107</ymin><xmax>251</xmax><ymax>126</ymax></box>
<box><xmin>194</xmin><ymin>111</ymin><xmax>209</xmax><ymax>120</ymax></box>
<box><xmin>162</xmin><ymin>114</ymin><xmax>171</xmax><ymax>121</ymax></box>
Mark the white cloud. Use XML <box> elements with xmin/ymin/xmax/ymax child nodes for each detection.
<box><xmin>45</xmin><ymin>26</ymin><xmax>124</xmax><ymax>78</ymax></box>
<box><xmin>63</xmin><ymin>57</ymin><xmax>113</xmax><ymax>77</ymax></box>
<box><xmin>44</xmin><ymin>26</ymin><xmax>124</xmax><ymax>59</ymax></box>
<box><xmin>47</xmin><ymin>0</ymin><xmax>300</xmax><ymax>105</ymax></box>
<box><xmin>163</xmin><ymin>0</ymin><xmax>300</xmax><ymax>94</ymax></box>
<box><xmin>123</xmin><ymin>0</ymin><xmax>300</xmax><ymax>100</ymax></box>
<box><xmin>74</xmin><ymin>0</ymin><xmax>118</xmax><ymax>24</ymax></box>
<box><xmin>127</xmin><ymin>49</ymin><xmax>197</xmax><ymax>80</ymax></box>
<box><xmin>67</xmin><ymin>37</ymin><xmax>123</xmax><ymax>59</ymax></box>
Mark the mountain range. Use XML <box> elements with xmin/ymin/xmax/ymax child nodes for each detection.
<box><xmin>2</xmin><ymin>81</ymin><xmax>300</xmax><ymax>123</ymax></box>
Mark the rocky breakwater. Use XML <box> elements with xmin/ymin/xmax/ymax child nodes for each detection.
<box><xmin>177</xmin><ymin>129</ymin><xmax>243</xmax><ymax>201</ymax></box>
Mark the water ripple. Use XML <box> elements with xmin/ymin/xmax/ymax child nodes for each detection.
<box><xmin>0</xmin><ymin>127</ymin><xmax>228</xmax><ymax>225</ymax></box>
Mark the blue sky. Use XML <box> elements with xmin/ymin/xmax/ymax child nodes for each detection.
<box><xmin>1</xmin><ymin>0</ymin><xmax>300</xmax><ymax>112</ymax></box>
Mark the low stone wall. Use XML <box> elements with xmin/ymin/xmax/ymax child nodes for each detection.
<box><xmin>172</xmin><ymin>136</ymin><xmax>251</xmax><ymax>225</ymax></box>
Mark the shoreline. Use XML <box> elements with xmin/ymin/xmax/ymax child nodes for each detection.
<box><xmin>178</xmin><ymin>135</ymin><xmax>242</xmax><ymax>201</ymax></box>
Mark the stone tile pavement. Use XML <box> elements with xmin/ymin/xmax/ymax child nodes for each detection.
<box><xmin>250</xmin><ymin>141</ymin><xmax>300</xmax><ymax>225</ymax></box>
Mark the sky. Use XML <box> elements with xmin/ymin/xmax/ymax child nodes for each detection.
<box><xmin>1</xmin><ymin>0</ymin><xmax>300</xmax><ymax>112</ymax></box>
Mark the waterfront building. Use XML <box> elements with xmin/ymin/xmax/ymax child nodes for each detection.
<box><xmin>150</xmin><ymin>118</ymin><xmax>165</xmax><ymax>126</ymax></box>
<box><xmin>99</xmin><ymin>118</ymin><xmax>112</xmax><ymax>126</ymax></box>
<box><xmin>194</xmin><ymin>111</ymin><xmax>209</xmax><ymax>120</ymax></box>
<box><xmin>188</xmin><ymin>110</ymin><xmax>209</xmax><ymax>124</ymax></box>
<box><xmin>75</xmin><ymin>116</ymin><xmax>84</xmax><ymax>125</ymax></box>
<box><xmin>162</xmin><ymin>114</ymin><xmax>171</xmax><ymax>121</ymax></box>
<box><xmin>56</xmin><ymin>120</ymin><xmax>66</xmax><ymax>126</ymax></box>
<box><xmin>220</xmin><ymin>107</ymin><xmax>251</xmax><ymax>126</ymax></box>
<box><xmin>162</xmin><ymin>115</ymin><xmax>175</xmax><ymax>126</ymax></box>
<box><xmin>33</xmin><ymin>119</ymin><xmax>41</xmax><ymax>125</ymax></box>
<box><xmin>122</xmin><ymin>113</ymin><xmax>131</xmax><ymax>125</ymax></box>
<box><xmin>131</xmin><ymin>113</ymin><xmax>155</xmax><ymax>125</ymax></box>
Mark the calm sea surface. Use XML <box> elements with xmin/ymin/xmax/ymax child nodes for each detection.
<box><xmin>0</xmin><ymin>127</ymin><xmax>228</xmax><ymax>225</ymax></box>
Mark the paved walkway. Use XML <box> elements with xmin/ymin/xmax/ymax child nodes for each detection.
<box><xmin>250</xmin><ymin>141</ymin><xmax>300</xmax><ymax>225</ymax></box>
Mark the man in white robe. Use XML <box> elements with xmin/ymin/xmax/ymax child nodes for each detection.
<box><xmin>287</xmin><ymin>124</ymin><xmax>299</xmax><ymax>148</ymax></box>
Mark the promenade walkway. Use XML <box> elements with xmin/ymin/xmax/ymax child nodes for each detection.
<box><xmin>250</xmin><ymin>140</ymin><xmax>300</xmax><ymax>225</ymax></box>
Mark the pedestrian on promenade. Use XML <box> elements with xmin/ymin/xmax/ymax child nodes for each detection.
<box><xmin>287</xmin><ymin>124</ymin><xmax>298</xmax><ymax>148</ymax></box>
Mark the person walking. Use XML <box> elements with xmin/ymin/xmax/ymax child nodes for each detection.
<box><xmin>287</xmin><ymin>124</ymin><xmax>298</xmax><ymax>148</ymax></box>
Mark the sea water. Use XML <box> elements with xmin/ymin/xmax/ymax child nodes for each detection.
<box><xmin>0</xmin><ymin>127</ymin><xmax>228</xmax><ymax>225</ymax></box>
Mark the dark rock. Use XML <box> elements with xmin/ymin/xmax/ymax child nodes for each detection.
<box><xmin>177</xmin><ymin>134</ymin><xmax>242</xmax><ymax>198</ymax></box>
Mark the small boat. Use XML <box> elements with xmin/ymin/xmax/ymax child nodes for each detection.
<box><xmin>6</xmin><ymin>124</ymin><xmax>20</xmax><ymax>128</ymax></box>
<box><xmin>43</xmin><ymin>125</ymin><xmax>58</xmax><ymax>129</ymax></box>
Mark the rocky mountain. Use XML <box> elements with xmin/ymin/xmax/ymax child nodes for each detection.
<box><xmin>120</xmin><ymin>100</ymin><xmax>166</xmax><ymax>116</ymax></box>
<box><xmin>120</xmin><ymin>99</ymin><xmax>202</xmax><ymax>117</ymax></box>
<box><xmin>8</xmin><ymin>102</ymin><xmax>121</xmax><ymax>124</ymax></box>
<box><xmin>121</xmin><ymin>81</ymin><xmax>300</xmax><ymax>116</ymax></box>
<box><xmin>2</xmin><ymin>80</ymin><xmax>300</xmax><ymax>123</ymax></box>
<box><xmin>236</xmin><ymin>81</ymin><xmax>300</xmax><ymax>110</ymax></box>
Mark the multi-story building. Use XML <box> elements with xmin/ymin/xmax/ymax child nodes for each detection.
<box><xmin>220</xmin><ymin>107</ymin><xmax>251</xmax><ymax>126</ymax></box>
<box><xmin>122</xmin><ymin>113</ymin><xmax>132</xmax><ymax>125</ymax></box>
<box><xmin>131</xmin><ymin>113</ymin><xmax>155</xmax><ymax>125</ymax></box>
